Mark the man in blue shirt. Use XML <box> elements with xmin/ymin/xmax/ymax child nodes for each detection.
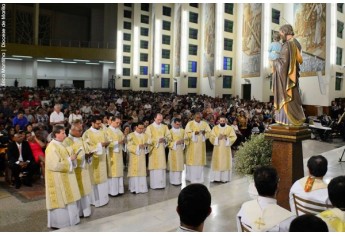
<box><xmin>12</xmin><ymin>110</ymin><xmax>28</xmax><ymax>130</ymax></box>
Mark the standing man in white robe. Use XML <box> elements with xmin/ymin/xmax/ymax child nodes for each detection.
<box><xmin>168</xmin><ymin>118</ymin><xmax>186</xmax><ymax>185</ymax></box>
<box><xmin>145</xmin><ymin>113</ymin><xmax>171</xmax><ymax>189</ymax></box>
<box><xmin>63</xmin><ymin>122</ymin><xmax>92</xmax><ymax>218</ymax></box>
<box><xmin>209</xmin><ymin>116</ymin><xmax>237</xmax><ymax>183</ymax></box>
<box><xmin>106</xmin><ymin>116</ymin><xmax>125</xmax><ymax>196</ymax></box>
<box><xmin>127</xmin><ymin>122</ymin><xmax>149</xmax><ymax>193</ymax></box>
<box><xmin>184</xmin><ymin>112</ymin><xmax>211</xmax><ymax>183</ymax></box>
<box><xmin>82</xmin><ymin>115</ymin><xmax>110</xmax><ymax>207</ymax></box>
<box><xmin>45</xmin><ymin>125</ymin><xmax>81</xmax><ymax>229</ymax></box>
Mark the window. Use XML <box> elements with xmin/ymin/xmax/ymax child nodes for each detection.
<box><xmin>141</xmin><ymin>27</ymin><xmax>149</xmax><ymax>36</ymax></box>
<box><xmin>123</xmin><ymin>56</ymin><xmax>130</xmax><ymax>64</ymax></box>
<box><xmin>225</xmin><ymin>3</ymin><xmax>234</xmax><ymax>15</ymax></box>
<box><xmin>188</xmin><ymin>77</ymin><xmax>197</xmax><ymax>88</ymax></box>
<box><xmin>123</xmin><ymin>44</ymin><xmax>131</xmax><ymax>53</ymax></box>
<box><xmin>123</xmin><ymin>68</ymin><xmax>130</xmax><ymax>76</ymax></box>
<box><xmin>124</xmin><ymin>10</ymin><xmax>132</xmax><ymax>18</ymax></box>
<box><xmin>338</xmin><ymin>3</ymin><xmax>344</xmax><ymax>13</ymax></box>
<box><xmin>140</xmin><ymin>40</ymin><xmax>148</xmax><ymax>49</ymax></box>
<box><xmin>224</xmin><ymin>38</ymin><xmax>233</xmax><ymax>51</ymax></box>
<box><xmin>141</xmin><ymin>3</ymin><xmax>149</xmax><ymax>12</ymax></box>
<box><xmin>140</xmin><ymin>66</ymin><xmax>148</xmax><ymax>75</ymax></box>
<box><xmin>223</xmin><ymin>76</ymin><xmax>232</xmax><ymax>89</ymax></box>
<box><xmin>140</xmin><ymin>53</ymin><xmax>148</xmax><ymax>62</ymax></box>
<box><xmin>162</xmin><ymin>35</ymin><xmax>171</xmax><ymax>45</ymax></box>
<box><xmin>336</xmin><ymin>47</ymin><xmax>343</xmax><ymax>66</ymax></box>
<box><xmin>188</xmin><ymin>61</ymin><xmax>197</xmax><ymax>73</ymax></box>
<box><xmin>337</xmin><ymin>21</ymin><xmax>344</xmax><ymax>38</ymax></box>
<box><xmin>189</xmin><ymin>44</ymin><xmax>198</xmax><ymax>55</ymax></box>
<box><xmin>224</xmin><ymin>20</ymin><xmax>234</xmax><ymax>33</ymax></box>
<box><xmin>189</xmin><ymin>12</ymin><xmax>198</xmax><ymax>24</ymax></box>
<box><xmin>140</xmin><ymin>79</ymin><xmax>148</xmax><ymax>88</ymax></box>
<box><xmin>161</xmin><ymin>78</ymin><xmax>170</xmax><ymax>88</ymax></box>
<box><xmin>162</xmin><ymin>49</ymin><xmax>170</xmax><ymax>59</ymax></box>
<box><xmin>190</xmin><ymin>3</ymin><xmax>198</xmax><ymax>8</ymax></box>
<box><xmin>336</xmin><ymin>72</ymin><xmax>343</xmax><ymax>91</ymax></box>
<box><xmin>141</xmin><ymin>15</ymin><xmax>149</xmax><ymax>24</ymax></box>
<box><xmin>124</xmin><ymin>21</ymin><xmax>132</xmax><ymax>30</ymax></box>
<box><xmin>223</xmin><ymin>57</ymin><xmax>233</xmax><ymax>70</ymax></box>
<box><xmin>161</xmin><ymin>64</ymin><xmax>170</xmax><ymax>74</ymax></box>
<box><xmin>189</xmin><ymin>28</ymin><xmax>198</xmax><ymax>39</ymax></box>
<box><xmin>272</xmin><ymin>9</ymin><xmax>280</xmax><ymax>24</ymax></box>
<box><xmin>122</xmin><ymin>79</ymin><xmax>131</xmax><ymax>88</ymax></box>
<box><xmin>163</xmin><ymin>6</ymin><xmax>171</xmax><ymax>17</ymax></box>
<box><xmin>123</xmin><ymin>33</ymin><xmax>131</xmax><ymax>41</ymax></box>
<box><xmin>124</xmin><ymin>3</ymin><xmax>132</xmax><ymax>8</ymax></box>
<box><xmin>162</xmin><ymin>21</ymin><xmax>171</xmax><ymax>31</ymax></box>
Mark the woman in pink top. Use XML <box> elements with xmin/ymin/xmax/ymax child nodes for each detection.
<box><xmin>26</xmin><ymin>131</ymin><xmax>46</xmax><ymax>178</ymax></box>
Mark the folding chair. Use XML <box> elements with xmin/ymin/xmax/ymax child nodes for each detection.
<box><xmin>292</xmin><ymin>194</ymin><xmax>332</xmax><ymax>216</ymax></box>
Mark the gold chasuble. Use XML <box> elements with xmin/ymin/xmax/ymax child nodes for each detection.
<box><xmin>145</xmin><ymin>123</ymin><xmax>171</xmax><ymax>170</ymax></box>
<box><xmin>45</xmin><ymin>139</ymin><xmax>81</xmax><ymax>210</ymax></box>
<box><xmin>168</xmin><ymin>127</ymin><xmax>186</xmax><ymax>172</ymax></box>
<box><xmin>127</xmin><ymin>132</ymin><xmax>149</xmax><ymax>177</ymax></box>
<box><xmin>184</xmin><ymin>120</ymin><xmax>211</xmax><ymax>166</ymax></box>
<box><xmin>82</xmin><ymin>127</ymin><xmax>108</xmax><ymax>185</ymax></box>
<box><xmin>63</xmin><ymin>136</ymin><xmax>92</xmax><ymax>197</ymax></box>
<box><xmin>209</xmin><ymin>125</ymin><xmax>237</xmax><ymax>171</ymax></box>
<box><xmin>105</xmin><ymin>126</ymin><xmax>124</xmax><ymax>178</ymax></box>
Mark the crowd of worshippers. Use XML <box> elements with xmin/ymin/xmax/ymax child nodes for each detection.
<box><xmin>0</xmin><ymin>86</ymin><xmax>276</xmax><ymax>179</ymax></box>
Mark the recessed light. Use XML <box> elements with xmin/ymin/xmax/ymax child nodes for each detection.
<box><xmin>86</xmin><ymin>63</ymin><xmax>100</xmax><ymax>65</ymax></box>
<box><xmin>4</xmin><ymin>58</ymin><xmax>23</xmax><ymax>61</ymax></box>
<box><xmin>12</xmin><ymin>55</ymin><xmax>33</xmax><ymax>58</ymax></box>
<box><xmin>61</xmin><ymin>61</ymin><xmax>77</xmax><ymax>64</ymax></box>
<box><xmin>99</xmin><ymin>61</ymin><xmax>114</xmax><ymax>64</ymax></box>
<box><xmin>37</xmin><ymin>59</ymin><xmax>52</xmax><ymax>62</ymax></box>
<box><xmin>45</xmin><ymin>57</ymin><xmax>63</xmax><ymax>60</ymax></box>
<box><xmin>73</xmin><ymin>59</ymin><xmax>90</xmax><ymax>62</ymax></box>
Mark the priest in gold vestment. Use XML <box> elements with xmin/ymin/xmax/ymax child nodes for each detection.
<box><xmin>168</xmin><ymin>118</ymin><xmax>186</xmax><ymax>185</ymax></box>
<box><xmin>145</xmin><ymin>113</ymin><xmax>171</xmax><ymax>189</ymax></box>
<box><xmin>209</xmin><ymin>116</ymin><xmax>237</xmax><ymax>183</ymax></box>
<box><xmin>127</xmin><ymin>122</ymin><xmax>149</xmax><ymax>193</ymax></box>
<box><xmin>184</xmin><ymin>112</ymin><xmax>211</xmax><ymax>183</ymax></box>
<box><xmin>63</xmin><ymin>122</ymin><xmax>92</xmax><ymax>217</ymax></box>
<box><xmin>105</xmin><ymin>116</ymin><xmax>125</xmax><ymax>196</ymax></box>
<box><xmin>82</xmin><ymin>116</ymin><xmax>110</xmax><ymax>207</ymax></box>
<box><xmin>45</xmin><ymin>126</ymin><xmax>81</xmax><ymax>229</ymax></box>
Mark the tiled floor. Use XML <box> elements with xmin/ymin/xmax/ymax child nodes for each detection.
<box><xmin>1</xmin><ymin>138</ymin><xmax>345</xmax><ymax>232</ymax></box>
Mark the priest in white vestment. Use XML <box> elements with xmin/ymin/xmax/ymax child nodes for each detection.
<box><xmin>209</xmin><ymin>116</ymin><xmax>237</xmax><ymax>183</ymax></box>
<box><xmin>45</xmin><ymin>125</ymin><xmax>81</xmax><ymax>229</ymax></box>
<box><xmin>184</xmin><ymin>112</ymin><xmax>211</xmax><ymax>183</ymax></box>
<box><xmin>289</xmin><ymin>155</ymin><xmax>330</xmax><ymax>215</ymax></box>
<box><xmin>168</xmin><ymin>118</ymin><xmax>186</xmax><ymax>185</ymax></box>
<box><xmin>127</xmin><ymin>122</ymin><xmax>149</xmax><ymax>193</ymax></box>
<box><xmin>63</xmin><ymin>122</ymin><xmax>92</xmax><ymax>217</ymax></box>
<box><xmin>145</xmin><ymin>113</ymin><xmax>171</xmax><ymax>189</ymax></box>
<box><xmin>82</xmin><ymin>115</ymin><xmax>110</xmax><ymax>207</ymax></box>
<box><xmin>237</xmin><ymin>166</ymin><xmax>295</xmax><ymax>232</ymax></box>
<box><xmin>105</xmin><ymin>116</ymin><xmax>125</xmax><ymax>196</ymax></box>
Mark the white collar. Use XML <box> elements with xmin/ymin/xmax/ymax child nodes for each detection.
<box><xmin>109</xmin><ymin>126</ymin><xmax>120</xmax><ymax>132</ymax></box>
<box><xmin>52</xmin><ymin>139</ymin><xmax>63</xmax><ymax>145</ymax></box>
<box><xmin>172</xmin><ymin>127</ymin><xmax>180</xmax><ymax>132</ymax></box>
<box><xmin>134</xmin><ymin>131</ymin><xmax>142</xmax><ymax>136</ymax></box>
<box><xmin>90</xmin><ymin>127</ymin><xmax>100</xmax><ymax>133</ymax></box>
<box><xmin>153</xmin><ymin>122</ymin><xmax>161</xmax><ymax>128</ymax></box>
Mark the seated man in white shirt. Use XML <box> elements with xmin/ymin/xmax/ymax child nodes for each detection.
<box><xmin>237</xmin><ymin>166</ymin><xmax>295</xmax><ymax>232</ymax></box>
<box><xmin>289</xmin><ymin>155</ymin><xmax>329</xmax><ymax>215</ymax></box>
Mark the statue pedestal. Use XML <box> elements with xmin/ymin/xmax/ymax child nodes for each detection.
<box><xmin>265</xmin><ymin>124</ymin><xmax>310</xmax><ymax>210</ymax></box>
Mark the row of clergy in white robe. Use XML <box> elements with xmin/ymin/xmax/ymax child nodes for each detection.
<box><xmin>45</xmin><ymin>119</ymin><xmax>237</xmax><ymax>228</ymax></box>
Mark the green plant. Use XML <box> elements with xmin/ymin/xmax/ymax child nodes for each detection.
<box><xmin>234</xmin><ymin>133</ymin><xmax>272</xmax><ymax>176</ymax></box>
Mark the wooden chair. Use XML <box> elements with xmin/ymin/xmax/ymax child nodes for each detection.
<box><xmin>292</xmin><ymin>193</ymin><xmax>333</xmax><ymax>216</ymax></box>
<box><xmin>238</xmin><ymin>217</ymin><xmax>251</xmax><ymax>232</ymax></box>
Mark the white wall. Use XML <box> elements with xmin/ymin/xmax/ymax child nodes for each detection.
<box><xmin>5</xmin><ymin>60</ymin><xmax>103</xmax><ymax>88</ymax></box>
